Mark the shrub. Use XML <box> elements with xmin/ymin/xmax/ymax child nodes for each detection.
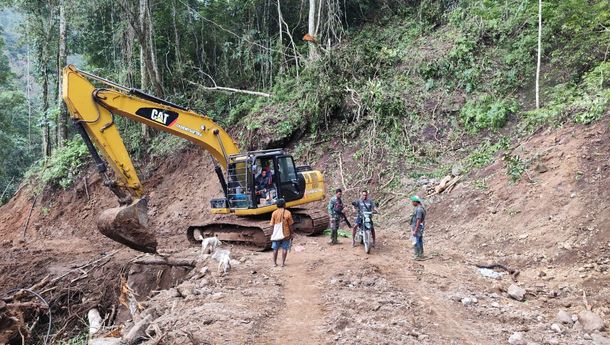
<box><xmin>39</xmin><ymin>139</ymin><xmax>89</xmax><ymax>189</ymax></box>
<box><xmin>460</xmin><ymin>95</ymin><xmax>518</xmax><ymax>132</ymax></box>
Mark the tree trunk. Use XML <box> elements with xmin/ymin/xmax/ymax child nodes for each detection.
<box><xmin>123</xmin><ymin>16</ymin><xmax>136</xmax><ymax>86</ymax></box>
<box><xmin>171</xmin><ymin>0</ymin><xmax>181</xmax><ymax>68</ymax></box>
<box><xmin>535</xmin><ymin>0</ymin><xmax>542</xmax><ymax>109</ymax></box>
<box><xmin>135</xmin><ymin>0</ymin><xmax>162</xmax><ymax>97</ymax></box>
<box><xmin>57</xmin><ymin>0</ymin><xmax>68</xmax><ymax>147</ymax></box>
<box><xmin>138</xmin><ymin>0</ymin><xmax>159</xmax><ymax>140</ymax></box>
<box><xmin>307</xmin><ymin>0</ymin><xmax>318</xmax><ymax>61</ymax></box>
<box><xmin>144</xmin><ymin>0</ymin><xmax>163</xmax><ymax>97</ymax></box>
<box><xmin>276</xmin><ymin>0</ymin><xmax>284</xmax><ymax>74</ymax></box>
<box><xmin>40</xmin><ymin>43</ymin><xmax>51</xmax><ymax>157</ymax></box>
<box><xmin>140</xmin><ymin>46</ymin><xmax>151</xmax><ymax>141</ymax></box>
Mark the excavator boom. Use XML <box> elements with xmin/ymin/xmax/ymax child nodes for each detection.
<box><xmin>62</xmin><ymin>65</ymin><xmax>326</xmax><ymax>252</ymax></box>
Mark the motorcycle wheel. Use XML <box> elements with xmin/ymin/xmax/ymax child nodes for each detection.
<box><xmin>363</xmin><ymin>231</ymin><xmax>371</xmax><ymax>254</ymax></box>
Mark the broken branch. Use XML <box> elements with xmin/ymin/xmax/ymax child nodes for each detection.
<box><xmin>132</xmin><ymin>256</ymin><xmax>196</xmax><ymax>267</ymax></box>
<box><xmin>187</xmin><ymin>80</ymin><xmax>271</xmax><ymax>98</ymax></box>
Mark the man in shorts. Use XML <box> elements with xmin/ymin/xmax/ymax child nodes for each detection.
<box><xmin>270</xmin><ymin>198</ymin><xmax>294</xmax><ymax>267</ymax></box>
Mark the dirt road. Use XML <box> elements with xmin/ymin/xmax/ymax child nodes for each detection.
<box><xmin>221</xmin><ymin>225</ymin><xmax>513</xmax><ymax>345</ymax></box>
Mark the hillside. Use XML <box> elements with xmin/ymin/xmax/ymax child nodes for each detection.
<box><xmin>0</xmin><ymin>0</ymin><xmax>609</xmax><ymax>344</ymax></box>
<box><xmin>2</xmin><ymin>118</ymin><xmax>610</xmax><ymax>345</ymax></box>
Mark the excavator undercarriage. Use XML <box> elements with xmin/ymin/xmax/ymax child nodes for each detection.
<box><xmin>187</xmin><ymin>209</ymin><xmax>329</xmax><ymax>250</ymax></box>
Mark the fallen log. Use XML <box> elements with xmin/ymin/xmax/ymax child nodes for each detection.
<box><xmin>132</xmin><ymin>257</ymin><xmax>196</xmax><ymax>267</ymax></box>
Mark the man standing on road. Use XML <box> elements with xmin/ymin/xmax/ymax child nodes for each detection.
<box><xmin>270</xmin><ymin>199</ymin><xmax>294</xmax><ymax>267</ymax></box>
<box><xmin>327</xmin><ymin>188</ymin><xmax>345</xmax><ymax>245</ymax></box>
<box><xmin>352</xmin><ymin>190</ymin><xmax>378</xmax><ymax>247</ymax></box>
<box><xmin>410</xmin><ymin>195</ymin><xmax>426</xmax><ymax>260</ymax></box>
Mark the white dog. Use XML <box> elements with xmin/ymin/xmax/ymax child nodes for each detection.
<box><xmin>211</xmin><ymin>249</ymin><xmax>231</xmax><ymax>274</ymax></box>
<box><xmin>200</xmin><ymin>237</ymin><xmax>222</xmax><ymax>256</ymax></box>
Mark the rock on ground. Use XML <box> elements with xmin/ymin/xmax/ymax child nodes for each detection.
<box><xmin>508</xmin><ymin>332</ymin><xmax>527</xmax><ymax>345</ymax></box>
<box><xmin>507</xmin><ymin>284</ymin><xmax>526</xmax><ymax>301</ymax></box>
<box><xmin>578</xmin><ymin>310</ymin><xmax>605</xmax><ymax>332</ymax></box>
<box><xmin>550</xmin><ymin>323</ymin><xmax>562</xmax><ymax>333</ymax></box>
<box><xmin>556</xmin><ymin>310</ymin><xmax>573</xmax><ymax>325</ymax></box>
<box><xmin>592</xmin><ymin>333</ymin><xmax>610</xmax><ymax>345</ymax></box>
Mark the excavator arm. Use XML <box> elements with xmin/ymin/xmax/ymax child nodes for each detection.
<box><xmin>62</xmin><ymin>65</ymin><xmax>239</xmax><ymax>201</ymax></box>
<box><xmin>62</xmin><ymin>65</ymin><xmax>240</xmax><ymax>252</ymax></box>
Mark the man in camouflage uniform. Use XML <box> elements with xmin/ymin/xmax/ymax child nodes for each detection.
<box><xmin>327</xmin><ymin>188</ymin><xmax>344</xmax><ymax>244</ymax></box>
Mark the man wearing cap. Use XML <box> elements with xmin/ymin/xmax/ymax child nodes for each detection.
<box><xmin>410</xmin><ymin>195</ymin><xmax>426</xmax><ymax>260</ymax></box>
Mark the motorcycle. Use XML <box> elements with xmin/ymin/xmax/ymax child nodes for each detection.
<box><xmin>355</xmin><ymin>211</ymin><xmax>374</xmax><ymax>254</ymax></box>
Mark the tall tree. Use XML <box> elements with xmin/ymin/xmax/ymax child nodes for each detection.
<box><xmin>56</xmin><ymin>0</ymin><xmax>67</xmax><ymax>146</ymax></box>
<box><xmin>307</xmin><ymin>0</ymin><xmax>319</xmax><ymax>61</ymax></box>
<box><xmin>535</xmin><ymin>0</ymin><xmax>542</xmax><ymax>109</ymax></box>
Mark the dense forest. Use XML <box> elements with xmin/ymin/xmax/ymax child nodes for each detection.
<box><xmin>0</xmin><ymin>0</ymin><xmax>608</xmax><ymax>203</ymax></box>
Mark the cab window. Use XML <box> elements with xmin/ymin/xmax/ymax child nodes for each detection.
<box><xmin>277</xmin><ymin>156</ymin><xmax>297</xmax><ymax>181</ymax></box>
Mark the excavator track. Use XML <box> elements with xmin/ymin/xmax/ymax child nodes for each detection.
<box><xmin>290</xmin><ymin>208</ymin><xmax>329</xmax><ymax>236</ymax></box>
<box><xmin>186</xmin><ymin>209</ymin><xmax>329</xmax><ymax>251</ymax></box>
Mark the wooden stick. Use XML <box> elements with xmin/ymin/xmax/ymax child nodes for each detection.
<box><xmin>6</xmin><ymin>301</ymin><xmax>48</xmax><ymax>309</ymax></box>
<box><xmin>337</xmin><ymin>155</ymin><xmax>347</xmax><ymax>191</ymax></box>
<box><xmin>379</xmin><ymin>172</ymin><xmax>396</xmax><ymax>191</ymax></box>
<box><xmin>582</xmin><ymin>290</ymin><xmax>591</xmax><ymax>311</ymax></box>
<box><xmin>29</xmin><ymin>274</ymin><xmax>51</xmax><ymax>292</ymax></box>
<box><xmin>38</xmin><ymin>250</ymin><xmax>120</xmax><ymax>289</ymax></box>
<box><xmin>20</xmin><ymin>194</ymin><xmax>38</xmax><ymax>241</ymax></box>
<box><xmin>121</xmin><ymin>314</ymin><xmax>152</xmax><ymax>345</ymax></box>
<box><xmin>84</xmin><ymin>175</ymin><xmax>90</xmax><ymax>201</ymax></box>
<box><xmin>0</xmin><ymin>176</ymin><xmax>15</xmax><ymax>201</ymax></box>
<box><xmin>445</xmin><ymin>175</ymin><xmax>463</xmax><ymax>194</ymax></box>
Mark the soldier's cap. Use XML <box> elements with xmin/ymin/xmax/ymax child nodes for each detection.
<box><xmin>410</xmin><ymin>195</ymin><xmax>422</xmax><ymax>203</ymax></box>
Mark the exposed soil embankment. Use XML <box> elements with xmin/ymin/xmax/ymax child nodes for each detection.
<box><xmin>1</xmin><ymin>121</ymin><xmax>610</xmax><ymax>344</ymax></box>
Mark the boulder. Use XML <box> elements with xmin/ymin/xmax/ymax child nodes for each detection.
<box><xmin>578</xmin><ymin>310</ymin><xmax>605</xmax><ymax>332</ymax></box>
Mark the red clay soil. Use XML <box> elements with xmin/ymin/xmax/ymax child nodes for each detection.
<box><xmin>1</xmin><ymin>120</ymin><xmax>610</xmax><ymax>344</ymax></box>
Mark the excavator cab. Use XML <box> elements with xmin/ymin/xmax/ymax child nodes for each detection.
<box><xmin>212</xmin><ymin>150</ymin><xmax>307</xmax><ymax>213</ymax></box>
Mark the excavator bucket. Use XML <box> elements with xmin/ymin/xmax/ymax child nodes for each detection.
<box><xmin>96</xmin><ymin>198</ymin><xmax>158</xmax><ymax>253</ymax></box>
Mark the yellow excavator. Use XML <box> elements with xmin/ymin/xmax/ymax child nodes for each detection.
<box><xmin>62</xmin><ymin>65</ymin><xmax>328</xmax><ymax>253</ymax></box>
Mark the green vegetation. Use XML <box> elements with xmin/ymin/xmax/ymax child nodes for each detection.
<box><xmin>522</xmin><ymin>61</ymin><xmax>610</xmax><ymax>130</ymax></box>
<box><xmin>0</xmin><ymin>30</ymin><xmax>37</xmax><ymax>203</ymax></box>
<box><xmin>460</xmin><ymin>97</ymin><xmax>518</xmax><ymax>132</ymax></box>
<box><xmin>27</xmin><ymin>139</ymin><xmax>89</xmax><ymax>191</ymax></box>
<box><xmin>0</xmin><ymin>0</ymin><xmax>608</xmax><ymax>205</ymax></box>
<box><xmin>503</xmin><ymin>154</ymin><xmax>529</xmax><ymax>182</ymax></box>
<box><xmin>59</xmin><ymin>333</ymin><xmax>88</xmax><ymax>345</ymax></box>
<box><xmin>466</xmin><ymin>138</ymin><xmax>510</xmax><ymax>171</ymax></box>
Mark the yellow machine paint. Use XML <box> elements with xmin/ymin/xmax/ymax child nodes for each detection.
<box><xmin>62</xmin><ymin>65</ymin><xmax>327</xmax><ymax>251</ymax></box>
